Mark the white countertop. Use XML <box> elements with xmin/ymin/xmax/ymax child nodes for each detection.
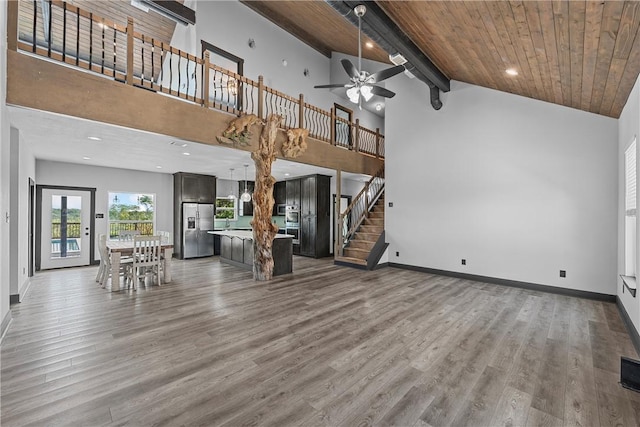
<box><xmin>209</xmin><ymin>230</ymin><xmax>294</xmax><ymax>239</ymax></box>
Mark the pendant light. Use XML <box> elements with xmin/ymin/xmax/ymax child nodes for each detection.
<box><xmin>240</xmin><ymin>164</ymin><xmax>252</xmax><ymax>203</ymax></box>
<box><xmin>228</xmin><ymin>168</ymin><xmax>236</xmax><ymax>199</ymax></box>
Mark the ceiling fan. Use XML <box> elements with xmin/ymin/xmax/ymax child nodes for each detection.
<box><xmin>314</xmin><ymin>4</ymin><xmax>405</xmax><ymax>108</ymax></box>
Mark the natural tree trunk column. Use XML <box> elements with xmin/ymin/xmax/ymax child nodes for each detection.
<box><xmin>251</xmin><ymin>114</ymin><xmax>283</xmax><ymax>281</ymax></box>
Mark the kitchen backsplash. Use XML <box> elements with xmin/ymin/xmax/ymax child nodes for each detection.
<box><xmin>214</xmin><ymin>215</ymin><xmax>285</xmax><ymax>230</ymax></box>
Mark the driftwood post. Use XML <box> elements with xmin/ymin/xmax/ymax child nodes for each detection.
<box><xmin>251</xmin><ymin>114</ymin><xmax>283</xmax><ymax>280</ymax></box>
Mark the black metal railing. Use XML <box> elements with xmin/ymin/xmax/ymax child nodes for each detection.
<box><xmin>109</xmin><ymin>221</ymin><xmax>154</xmax><ymax>239</ymax></box>
<box><xmin>50</xmin><ymin>221</ymin><xmax>81</xmax><ymax>239</ymax></box>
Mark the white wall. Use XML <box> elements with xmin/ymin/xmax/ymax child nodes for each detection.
<box><xmin>329</xmin><ymin>175</ymin><xmax>366</xmax><ymax>254</ymax></box>
<box><xmin>618</xmin><ymin>74</ymin><xmax>640</xmax><ymax>331</ymax></box>
<box><xmin>169</xmin><ymin>0</ymin><xmax>382</xmax><ymax>133</ymax></box>
<box><xmin>385</xmin><ymin>78</ymin><xmax>618</xmax><ymax>295</ymax></box>
<box><xmin>0</xmin><ymin>0</ymin><xmax>11</xmax><ymax>332</ymax></box>
<box><xmin>36</xmin><ymin>161</ymin><xmax>174</xmax><ymax>263</ymax></box>
<box><xmin>9</xmin><ymin>128</ymin><xmax>35</xmax><ymax>299</ymax></box>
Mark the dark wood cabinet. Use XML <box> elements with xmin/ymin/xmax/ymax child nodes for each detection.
<box><xmin>286</xmin><ymin>179</ymin><xmax>301</xmax><ymax>208</ymax></box>
<box><xmin>177</xmin><ymin>172</ymin><xmax>216</xmax><ymax>203</ymax></box>
<box><xmin>238</xmin><ymin>181</ymin><xmax>255</xmax><ymax>216</ymax></box>
<box><xmin>273</xmin><ymin>181</ymin><xmax>287</xmax><ymax>215</ymax></box>
<box><xmin>287</xmin><ymin>174</ymin><xmax>330</xmax><ymax>258</ymax></box>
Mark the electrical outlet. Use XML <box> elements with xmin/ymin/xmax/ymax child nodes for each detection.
<box><xmin>388</xmin><ymin>202</ymin><xmax>393</xmax><ymax>207</ymax></box>
<box><xmin>461</xmin><ymin>259</ymin><xmax>466</xmax><ymax>265</ymax></box>
<box><xmin>395</xmin><ymin>251</ymin><xmax>399</xmax><ymax>257</ymax></box>
<box><xmin>560</xmin><ymin>270</ymin><xmax>566</xmax><ymax>278</ymax></box>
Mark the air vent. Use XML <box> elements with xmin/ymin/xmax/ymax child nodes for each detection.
<box><xmin>389</xmin><ymin>53</ymin><xmax>407</xmax><ymax>66</ymax></box>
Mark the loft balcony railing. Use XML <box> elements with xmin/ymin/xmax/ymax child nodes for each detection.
<box><xmin>12</xmin><ymin>0</ymin><xmax>385</xmax><ymax>158</ymax></box>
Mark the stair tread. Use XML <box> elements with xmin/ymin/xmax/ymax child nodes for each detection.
<box><xmin>335</xmin><ymin>256</ymin><xmax>367</xmax><ymax>266</ymax></box>
<box><xmin>344</xmin><ymin>247</ymin><xmax>370</xmax><ymax>254</ymax></box>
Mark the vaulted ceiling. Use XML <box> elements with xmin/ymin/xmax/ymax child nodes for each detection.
<box><xmin>242</xmin><ymin>0</ymin><xmax>640</xmax><ymax>119</ymax></box>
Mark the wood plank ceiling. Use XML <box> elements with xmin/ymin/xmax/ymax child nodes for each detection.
<box><xmin>242</xmin><ymin>1</ymin><xmax>640</xmax><ymax>118</ymax></box>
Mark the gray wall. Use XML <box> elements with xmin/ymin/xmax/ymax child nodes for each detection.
<box><xmin>36</xmin><ymin>161</ymin><xmax>174</xmax><ymax>263</ymax></box>
<box><xmin>0</xmin><ymin>0</ymin><xmax>11</xmax><ymax>333</ymax></box>
<box><xmin>618</xmin><ymin>74</ymin><xmax>640</xmax><ymax>332</ymax></box>
<box><xmin>385</xmin><ymin>78</ymin><xmax>618</xmax><ymax>295</ymax></box>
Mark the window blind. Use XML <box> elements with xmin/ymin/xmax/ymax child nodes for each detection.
<box><xmin>626</xmin><ymin>138</ymin><xmax>637</xmax><ymax>215</ymax></box>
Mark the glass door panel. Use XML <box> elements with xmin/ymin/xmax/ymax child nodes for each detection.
<box><xmin>41</xmin><ymin>189</ymin><xmax>91</xmax><ymax>269</ymax></box>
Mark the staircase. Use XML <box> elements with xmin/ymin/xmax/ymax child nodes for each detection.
<box><xmin>334</xmin><ymin>167</ymin><xmax>388</xmax><ymax>270</ymax></box>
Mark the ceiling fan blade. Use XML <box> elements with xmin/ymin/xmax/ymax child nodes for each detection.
<box><xmin>341</xmin><ymin>59</ymin><xmax>360</xmax><ymax>79</ymax></box>
<box><xmin>314</xmin><ymin>84</ymin><xmax>348</xmax><ymax>89</ymax></box>
<box><xmin>367</xmin><ymin>65</ymin><xmax>405</xmax><ymax>84</ymax></box>
<box><xmin>370</xmin><ymin>85</ymin><xmax>396</xmax><ymax>98</ymax></box>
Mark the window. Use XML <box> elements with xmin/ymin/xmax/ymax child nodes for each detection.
<box><xmin>108</xmin><ymin>192</ymin><xmax>155</xmax><ymax>239</ymax></box>
<box><xmin>215</xmin><ymin>197</ymin><xmax>237</xmax><ymax>221</ymax></box>
<box><xmin>625</xmin><ymin>138</ymin><xmax>637</xmax><ymax>278</ymax></box>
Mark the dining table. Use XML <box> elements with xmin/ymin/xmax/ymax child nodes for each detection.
<box><xmin>105</xmin><ymin>241</ymin><xmax>174</xmax><ymax>292</ymax></box>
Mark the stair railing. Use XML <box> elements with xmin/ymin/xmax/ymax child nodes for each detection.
<box><xmin>337</xmin><ymin>166</ymin><xmax>385</xmax><ymax>257</ymax></box>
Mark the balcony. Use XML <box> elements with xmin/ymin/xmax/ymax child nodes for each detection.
<box><xmin>7</xmin><ymin>1</ymin><xmax>385</xmax><ymax>176</ymax></box>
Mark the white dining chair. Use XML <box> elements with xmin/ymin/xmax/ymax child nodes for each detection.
<box><xmin>156</xmin><ymin>231</ymin><xmax>171</xmax><ymax>276</ymax></box>
<box><xmin>118</xmin><ymin>230</ymin><xmax>141</xmax><ymax>241</ymax></box>
<box><xmin>157</xmin><ymin>230</ymin><xmax>171</xmax><ymax>243</ymax></box>
<box><xmin>125</xmin><ymin>235</ymin><xmax>162</xmax><ymax>290</ymax></box>
<box><xmin>96</xmin><ymin>234</ymin><xmax>132</xmax><ymax>288</ymax></box>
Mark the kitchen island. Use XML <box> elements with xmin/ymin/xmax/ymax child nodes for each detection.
<box><xmin>209</xmin><ymin>230</ymin><xmax>293</xmax><ymax>276</ymax></box>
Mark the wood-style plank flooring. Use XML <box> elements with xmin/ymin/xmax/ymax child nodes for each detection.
<box><xmin>1</xmin><ymin>256</ymin><xmax>639</xmax><ymax>426</ymax></box>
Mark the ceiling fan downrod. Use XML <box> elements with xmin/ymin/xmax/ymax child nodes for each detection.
<box><xmin>354</xmin><ymin>4</ymin><xmax>366</xmax><ymax>75</ymax></box>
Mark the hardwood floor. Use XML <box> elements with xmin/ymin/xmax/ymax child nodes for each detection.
<box><xmin>1</xmin><ymin>256</ymin><xmax>639</xmax><ymax>426</ymax></box>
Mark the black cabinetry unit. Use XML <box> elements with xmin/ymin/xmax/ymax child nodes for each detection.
<box><xmin>174</xmin><ymin>172</ymin><xmax>216</xmax><ymax>259</ymax></box>
<box><xmin>286</xmin><ymin>179</ymin><xmax>301</xmax><ymax>208</ymax></box>
<box><xmin>286</xmin><ymin>175</ymin><xmax>330</xmax><ymax>258</ymax></box>
<box><xmin>178</xmin><ymin>173</ymin><xmax>216</xmax><ymax>203</ymax></box>
<box><xmin>273</xmin><ymin>181</ymin><xmax>287</xmax><ymax>215</ymax></box>
<box><xmin>238</xmin><ymin>181</ymin><xmax>255</xmax><ymax>216</ymax></box>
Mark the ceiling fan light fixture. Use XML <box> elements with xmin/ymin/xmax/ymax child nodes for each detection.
<box><xmin>360</xmin><ymin>85</ymin><xmax>374</xmax><ymax>101</ymax></box>
<box><xmin>346</xmin><ymin>87</ymin><xmax>360</xmax><ymax>103</ymax></box>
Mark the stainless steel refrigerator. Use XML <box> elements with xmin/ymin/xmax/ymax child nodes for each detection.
<box><xmin>182</xmin><ymin>203</ymin><xmax>215</xmax><ymax>258</ymax></box>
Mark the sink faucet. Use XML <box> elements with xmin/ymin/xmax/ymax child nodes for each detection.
<box><xmin>225</xmin><ymin>219</ymin><xmax>230</xmax><ymax>229</ymax></box>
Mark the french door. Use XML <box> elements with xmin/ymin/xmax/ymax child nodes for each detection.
<box><xmin>39</xmin><ymin>188</ymin><xmax>93</xmax><ymax>269</ymax></box>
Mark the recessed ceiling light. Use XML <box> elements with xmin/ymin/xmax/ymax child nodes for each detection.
<box><xmin>87</xmin><ymin>136</ymin><xmax>101</xmax><ymax>141</ymax></box>
<box><xmin>156</xmin><ymin>165</ymin><xmax>163</xmax><ymax>169</ymax></box>
<box><xmin>375</xmin><ymin>104</ymin><xmax>383</xmax><ymax>111</ymax></box>
<box><xmin>505</xmin><ymin>68</ymin><xmax>518</xmax><ymax>76</ymax></box>
<box><xmin>365</xmin><ymin>42</ymin><xmax>374</xmax><ymax>49</ymax></box>
<box><xmin>284</xmin><ymin>173</ymin><xmax>290</xmax><ymax>177</ymax></box>
<box><xmin>182</xmin><ymin>152</ymin><xmax>190</xmax><ymax>156</ymax></box>
<box><xmin>82</xmin><ymin>156</ymin><xmax>91</xmax><ymax>160</ymax></box>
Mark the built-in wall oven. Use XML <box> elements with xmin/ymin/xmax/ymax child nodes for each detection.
<box><xmin>285</xmin><ymin>206</ymin><xmax>300</xmax><ymax>244</ymax></box>
<box><xmin>284</xmin><ymin>227</ymin><xmax>300</xmax><ymax>244</ymax></box>
<box><xmin>285</xmin><ymin>206</ymin><xmax>300</xmax><ymax>224</ymax></box>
